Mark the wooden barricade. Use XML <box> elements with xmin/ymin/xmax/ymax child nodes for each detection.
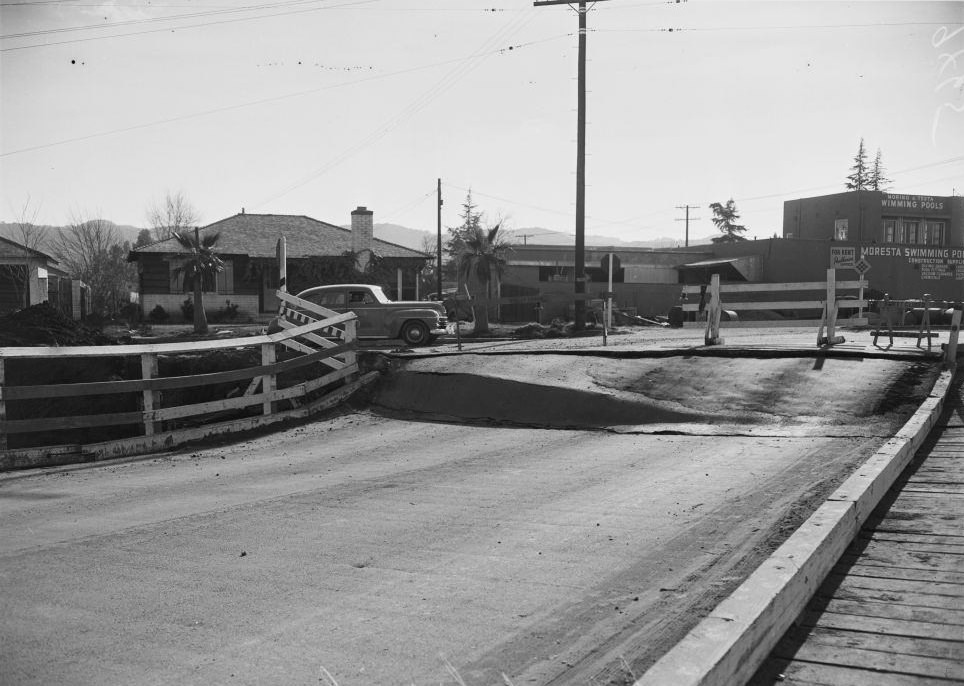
<box><xmin>0</xmin><ymin>298</ymin><xmax>363</xmax><ymax>469</ymax></box>
<box><xmin>682</xmin><ymin>269</ymin><xmax>868</xmax><ymax>347</ymax></box>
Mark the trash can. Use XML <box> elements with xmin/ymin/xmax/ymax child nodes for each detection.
<box><xmin>668</xmin><ymin>306</ymin><xmax>684</xmax><ymax>328</ymax></box>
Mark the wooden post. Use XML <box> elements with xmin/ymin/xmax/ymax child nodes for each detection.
<box><xmin>825</xmin><ymin>268</ymin><xmax>837</xmax><ymax>342</ymax></box>
<box><xmin>704</xmin><ymin>274</ymin><xmax>723</xmax><ymax>345</ymax></box>
<box><xmin>944</xmin><ymin>308</ymin><xmax>961</xmax><ymax>369</ymax></box>
<box><xmin>818</xmin><ymin>268</ymin><xmax>843</xmax><ymax>347</ymax></box>
<box><xmin>0</xmin><ymin>358</ymin><xmax>6</xmax><ymax>451</ymax></box>
<box><xmin>277</xmin><ymin>236</ymin><xmax>287</xmax><ymax>294</ymax></box>
<box><xmin>140</xmin><ymin>352</ymin><xmax>159</xmax><ymax>437</ymax></box>
<box><xmin>917</xmin><ymin>293</ymin><xmax>933</xmax><ymax>351</ymax></box>
<box><xmin>261</xmin><ymin>342</ymin><xmax>276</xmax><ymax>416</ymax></box>
<box><xmin>343</xmin><ymin>319</ymin><xmax>357</xmax><ymax>373</ymax></box>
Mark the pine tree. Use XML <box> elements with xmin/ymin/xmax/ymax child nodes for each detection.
<box><xmin>846</xmin><ymin>138</ymin><xmax>869</xmax><ymax>190</ymax></box>
<box><xmin>868</xmin><ymin>148</ymin><xmax>891</xmax><ymax>191</ymax></box>
<box><xmin>708</xmin><ymin>199</ymin><xmax>748</xmax><ymax>243</ymax></box>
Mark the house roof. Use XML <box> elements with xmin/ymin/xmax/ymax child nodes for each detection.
<box><xmin>0</xmin><ymin>235</ymin><xmax>58</xmax><ymax>263</ymax></box>
<box><xmin>129</xmin><ymin>213</ymin><xmax>429</xmax><ymax>261</ymax></box>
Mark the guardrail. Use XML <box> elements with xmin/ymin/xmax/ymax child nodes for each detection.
<box><xmin>682</xmin><ymin>270</ymin><xmax>868</xmax><ymax>346</ymax></box>
<box><xmin>0</xmin><ymin>296</ymin><xmax>363</xmax><ymax>470</ymax></box>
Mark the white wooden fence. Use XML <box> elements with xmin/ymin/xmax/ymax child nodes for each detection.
<box><xmin>682</xmin><ymin>270</ymin><xmax>868</xmax><ymax>346</ymax></box>
<box><xmin>0</xmin><ymin>295</ymin><xmax>366</xmax><ymax>470</ymax></box>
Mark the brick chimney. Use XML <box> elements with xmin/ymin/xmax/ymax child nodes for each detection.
<box><xmin>351</xmin><ymin>206</ymin><xmax>374</xmax><ymax>272</ymax></box>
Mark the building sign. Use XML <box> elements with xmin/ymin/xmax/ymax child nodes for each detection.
<box><xmin>861</xmin><ymin>245</ymin><xmax>964</xmax><ymax>280</ymax></box>
<box><xmin>881</xmin><ymin>193</ymin><xmax>947</xmax><ymax>215</ymax></box>
<box><xmin>830</xmin><ymin>246</ymin><xmax>856</xmax><ymax>268</ymax></box>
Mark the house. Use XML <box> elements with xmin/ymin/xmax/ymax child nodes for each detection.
<box><xmin>128</xmin><ymin>207</ymin><xmax>433</xmax><ymax>322</ymax></box>
<box><xmin>0</xmin><ymin>236</ymin><xmax>87</xmax><ymax>319</ymax></box>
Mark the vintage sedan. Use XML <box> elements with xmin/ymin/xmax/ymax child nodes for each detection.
<box><xmin>286</xmin><ymin>284</ymin><xmax>447</xmax><ymax>346</ymax></box>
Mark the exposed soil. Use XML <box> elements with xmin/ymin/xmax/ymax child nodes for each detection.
<box><xmin>0</xmin><ymin>303</ymin><xmax>120</xmax><ymax>347</ymax></box>
<box><xmin>372</xmin><ymin>353</ymin><xmax>938</xmax><ymax>437</ymax></box>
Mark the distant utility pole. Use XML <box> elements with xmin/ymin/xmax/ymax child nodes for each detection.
<box><xmin>535</xmin><ymin>0</ymin><xmax>613</xmax><ymax>330</ymax></box>
<box><xmin>517</xmin><ymin>233</ymin><xmax>537</xmax><ymax>246</ymax></box>
<box><xmin>675</xmin><ymin>204</ymin><xmax>701</xmax><ymax>247</ymax></box>
<box><xmin>437</xmin><ymin>178</ymin><xmax>443</xmax><ymax>299</ymax></box>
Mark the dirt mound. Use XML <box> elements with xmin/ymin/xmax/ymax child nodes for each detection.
<box><xmin>371</xmin><ymin>353</ymin><xmax>940</xmax><ymax>435</ymax></box>
<box><xmin>0</xmin><ymin>303</ymin><xmax>117</xmax><ymax>347</ymax></box>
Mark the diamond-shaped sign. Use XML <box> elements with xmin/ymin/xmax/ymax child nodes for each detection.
<box><xmin>854</xmin><ymin>258</ymin><xmax>872</xmax><ymax>276</ymax></box>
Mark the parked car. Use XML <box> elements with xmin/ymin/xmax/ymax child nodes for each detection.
<box><xmin>279</xmin><ymin>284</ymin><xmax>447</xmax><ymax>346</ymax></box>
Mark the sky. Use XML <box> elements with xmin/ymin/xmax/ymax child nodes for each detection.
<box><xmin>2</xmin><ymin>0</ymin><xmax>963</xmax><ymax>245</ymax></box>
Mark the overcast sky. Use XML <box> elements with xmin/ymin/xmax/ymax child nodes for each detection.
<box><xmin>2</xmin><ymin>0</ymin><xmax>963</xmax><ymax>243</ymax></box>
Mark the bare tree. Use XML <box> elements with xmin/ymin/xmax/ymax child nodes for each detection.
<box><xmin>146</xmin><ymin>190</ymin><xmax>200</xmax><ymax>242</ymax></box>
<box><xmin>53</xmin><ymin>211</ymin><xmax>135</xmax><ymax>317</ymax></box>
<box><xmin>8</xmin><ymin>195</ymin><xmax>46</xmax><ymax>252</ymax></box>
<box><xmin>1</xmin><ymin>196</ymin><xmax>46</xmax><ymax>310</ymax></box>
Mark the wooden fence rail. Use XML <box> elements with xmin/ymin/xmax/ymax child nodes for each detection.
<box><xmin>0</xmin><ymin>298</ymin><xmax>366</xmax><ymax>469</ymax></box>
<box><xmin>681</xmin><ymin>270</ymin><xmax>868</xmax><ymax>346</ymax></box>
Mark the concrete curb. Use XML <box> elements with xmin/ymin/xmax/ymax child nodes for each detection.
<box><xmin>633</xmin><ymin>367</ymin><xmax>956</xmax><ymax>686</ymax></box>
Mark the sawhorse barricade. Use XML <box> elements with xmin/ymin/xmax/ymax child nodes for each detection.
<box><xmin>681</xmin><ymin>269</ymin><xmax>868</xmax><ymax>347</ymax></box>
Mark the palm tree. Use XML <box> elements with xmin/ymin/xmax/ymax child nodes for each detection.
<box><xmin>172</xmin><ymin>227</ymin><xmax>223</xmax><ymax>334</ymax></box>
<box><xmin>457</xmin><ymin>222</ymin><xmax>511</xmax><ymax>333</ymax></box>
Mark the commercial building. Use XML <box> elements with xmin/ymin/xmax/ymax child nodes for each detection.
<box><xmin>497</xmin><ymin>190</ymin><xmax>962</xmax><ymax>323</ymax></box>
<box><xmin>782</xmin><ymin>191</ymin><xmax>964</xmax><ymax>301</ymax></box>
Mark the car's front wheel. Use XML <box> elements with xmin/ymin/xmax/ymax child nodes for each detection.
<box><xmin>400</xmin><ymin>320</ymin><xmax>430</xmax><ymax>346</ymax></box>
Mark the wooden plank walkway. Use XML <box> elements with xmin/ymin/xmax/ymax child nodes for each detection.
<box><xmin>751</xmin><ymin>375</ymin><xmax>964</xmax><ymax>685</ymax></box>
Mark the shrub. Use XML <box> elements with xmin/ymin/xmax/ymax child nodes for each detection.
<box><xmin>209</xmin><ymin>300</ymin><xmax>240</xmax><ymax>323</ymax></box>
<box><xmin>149</xmin><ymin>305</ymin><xmax>169</xmax><ymax>323</ymax></box>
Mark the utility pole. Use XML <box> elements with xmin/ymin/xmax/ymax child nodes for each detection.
<box><xmin>437</xmin><ymin>178</ymin><xmax>443</xmax><ymax>299</ymax></box>
<box><xmin>675</xmin><ymin>204</ymin><xmax>701</xmax><ymax>247</ymax></box>
<box><xmin>535</xmin><ymin>0</ymin><xmax>612</xmax><ymax>329</ymax></box>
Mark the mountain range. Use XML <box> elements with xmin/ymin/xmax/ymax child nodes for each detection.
<box><xmin>1</xmin><ymin>219</ymin><xmax>707</xmax><ymax>255</ymax></box>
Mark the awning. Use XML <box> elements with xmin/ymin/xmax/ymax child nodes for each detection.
<box><xmin>676</xmin><ymin>257</ymin><xmax>753</xmax><ymax>281</ymax></box>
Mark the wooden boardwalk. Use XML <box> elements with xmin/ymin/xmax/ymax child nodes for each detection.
<box><xmin>751</xmin><ymin>375</ymin><xmax>964</xmax><ymax>685</ymax></box>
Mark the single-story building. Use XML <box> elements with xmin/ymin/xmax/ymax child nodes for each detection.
<box><xmin>129</xmin><ymin>207</ymin><xmax>433</xmax><ymax>322</ymax></box>
<box><xmin>0</xmin><ymin>236</ymin><xmax>88</xmax><ymax>319</ymax></box>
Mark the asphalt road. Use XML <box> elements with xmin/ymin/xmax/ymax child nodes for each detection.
<box><xmin>0</xmin><ymin>351</ymin><xmax>937</xmax><ymax>686</ymax></box>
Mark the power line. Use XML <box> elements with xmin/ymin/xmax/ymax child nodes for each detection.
<box><xmin>1</xmin><ymin>31</ymin><xmax>568</xmax><ymax>157</ymax></box>
<box><xmin>593</xmin><ymin>21</ymin><xmax>961</xmax><ymax>34</ymax></box>
<box><xmin>0</xmin><ymin>0</ymin><xmax>380</xmax><ymax>51</ymax></box>
<box><xmin>1</xmin><ymin>0</ymin><xmax>330</xmax><ymax>39</ymax></box>
<box><xmin>253</xmin><ymin>8</ymin><xmax>545</xmax><ymax>208</ymax></box>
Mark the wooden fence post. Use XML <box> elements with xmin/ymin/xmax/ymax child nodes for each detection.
<box><xmin>343</xmin><ymin>319</ymin><xmax>357</xmax><ymax>373</ymax></box>
<box><xmin>945</xmin><ymin>308</ymin><xmax>961</xmax><ymax>368</ymax></box>
<box><xmin>917</xmin><ymin>293</ymin><xmax>933</xmax><ymax>351</ymax></box>
<box><xmin>704</xmin><ymin>274</ymin><xmax>723</xmax><ymax>345</ymax></box>
<box><xmin>0</xmin><ymin>358</ymin><xmax>6</xmax><ymax>451</ymax></box>
<box><xmin>261</xmin><ymin>342</ymin><xmax>276</xmax><ymax>415</ymax></box>
<box><xmin>140</xmin><ymin>352</ymin><xmax>159</xmax><ymax>437</ymax></box>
